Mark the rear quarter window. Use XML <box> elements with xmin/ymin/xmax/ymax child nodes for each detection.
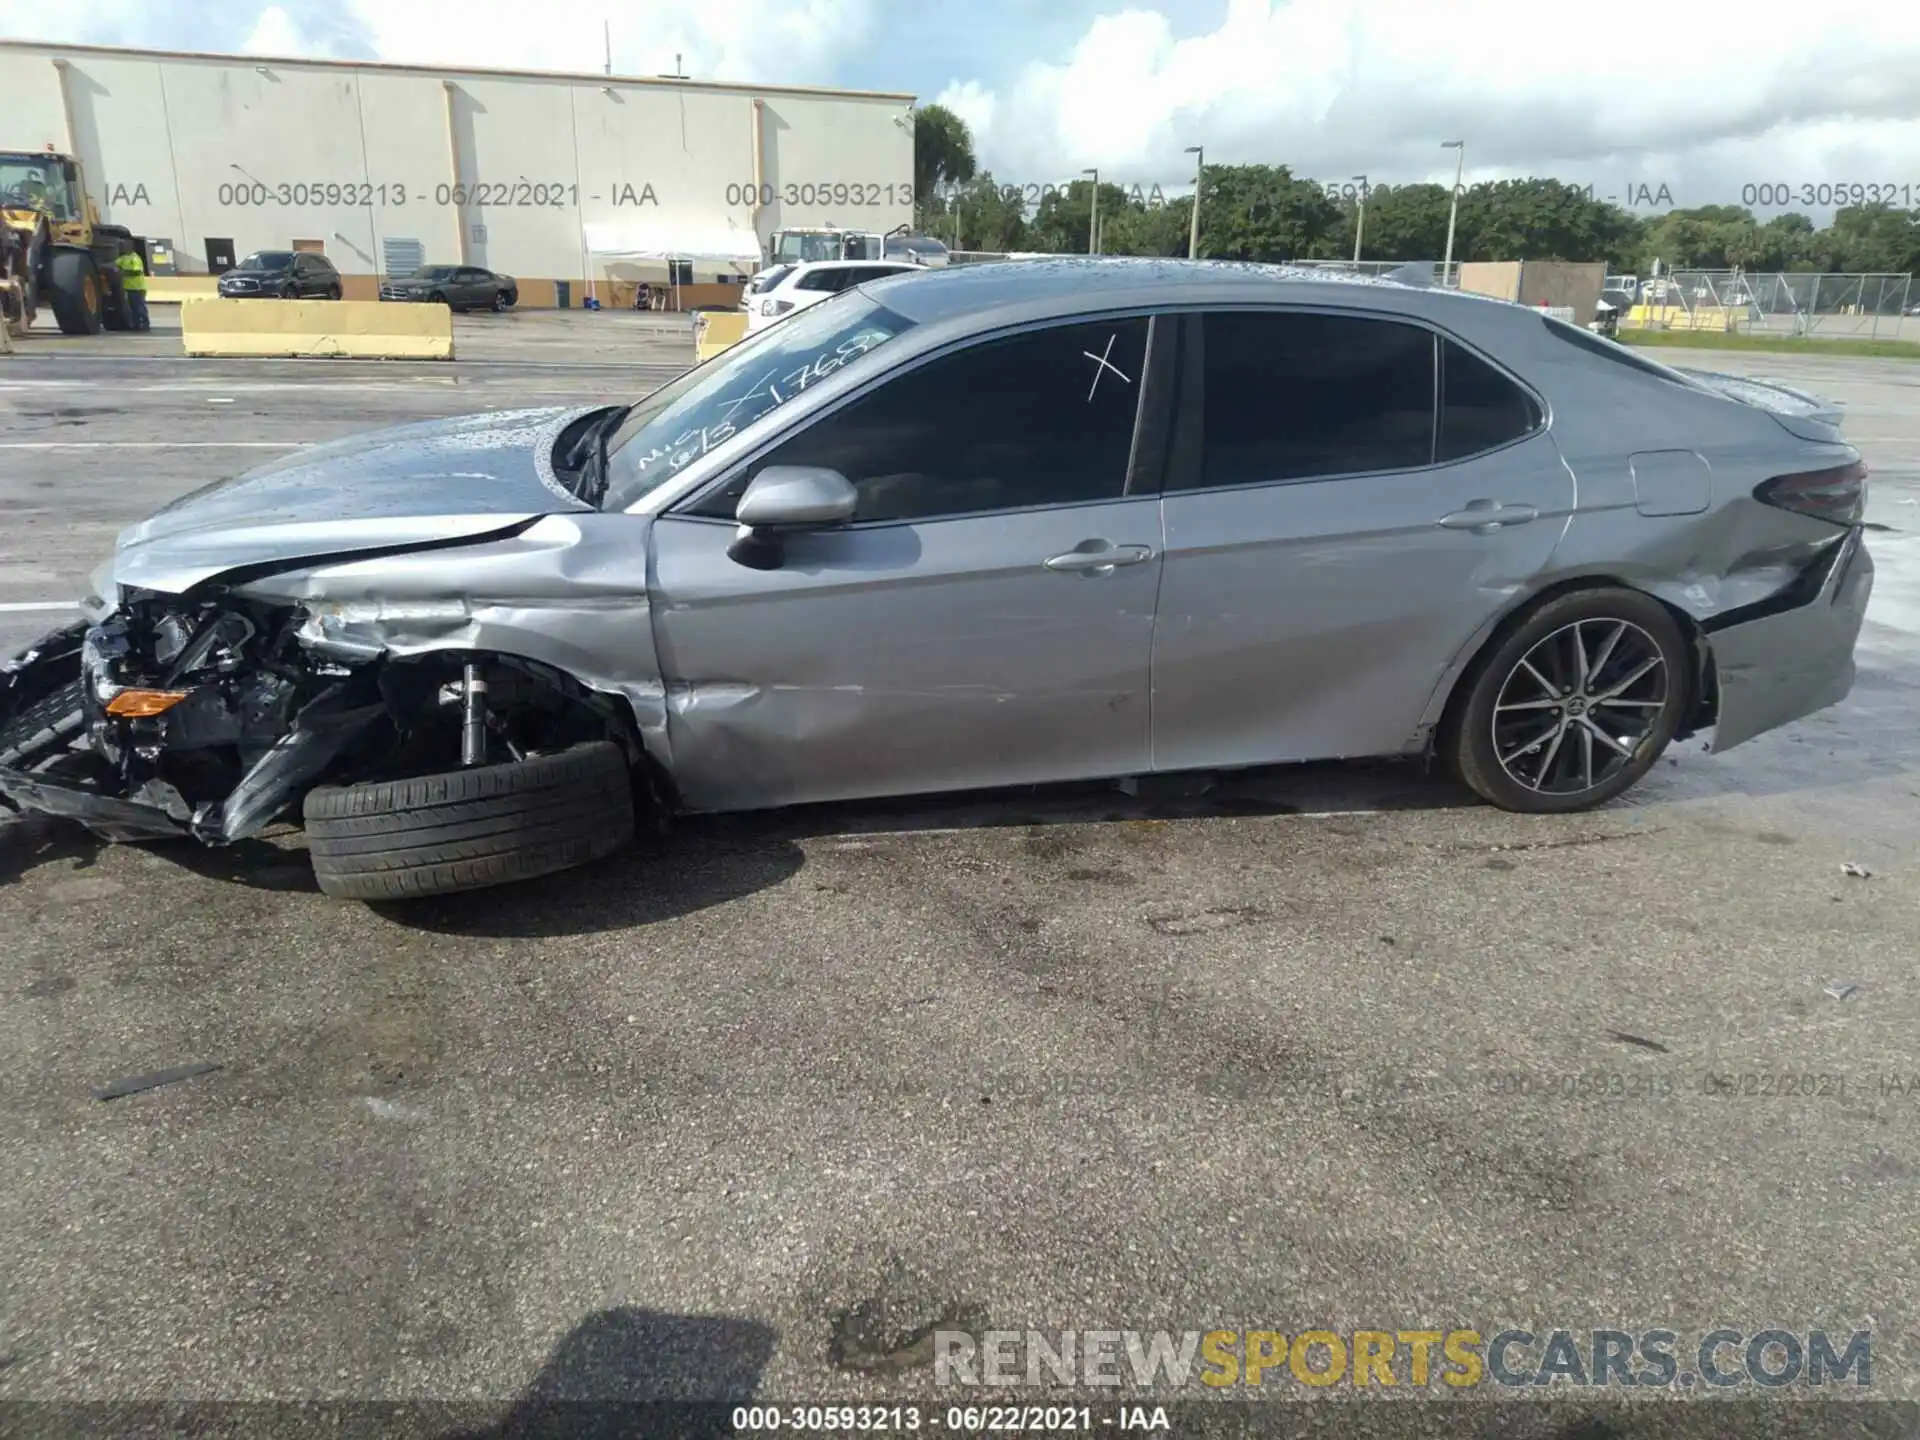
<box><xmin>1438</xmin><ymin>340</ymin><xmax>1544</xmax><ymax>461</ymax></box>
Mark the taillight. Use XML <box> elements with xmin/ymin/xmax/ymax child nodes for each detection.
<box><xmin>1754</xmin><ymin>460</ymin><xmax>1866</xmax><ymax>525</ymax></box>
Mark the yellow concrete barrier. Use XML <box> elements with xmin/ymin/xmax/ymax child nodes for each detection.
<box><xmin>1625</xmin><ymin>304</ymin><xmax>1740</xmax><ymax>333</ymax></box>
<box><xmin>146</xmin><ymin>276</ymin><xmax>220</xmax><ymax>304</ymax></box>
<box><xmin>695</xmin><ymin>310</ymin><xmax>749</xmax><ymax>364</ymax></box>
<box><xmin>181</xmin><ymin>298</ymin><xmax>453</xmax><ymax>359</ymax></box>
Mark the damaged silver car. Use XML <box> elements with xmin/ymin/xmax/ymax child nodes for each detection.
<box><xmin>0</xmin><ymin>259</ymin><xmax>1874</xmax><ymax>899</ymax></box>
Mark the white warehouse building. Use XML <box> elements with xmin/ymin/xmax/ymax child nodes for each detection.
<box><xmin>0</xmin><ymin>39</ymin><xmax>917</xmax><ymax>307</ymax></box>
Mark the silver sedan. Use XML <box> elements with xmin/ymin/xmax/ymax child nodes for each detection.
<box><xmin>0</xmin><ymin>260</ymin><xmax>1874</xmax><ymax>899</ymax></box>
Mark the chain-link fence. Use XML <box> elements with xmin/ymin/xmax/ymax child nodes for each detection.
<box><xmin>1625</xmin><ymin>270</ymin><xmax>1915</xmax><ymax>339</ymax></box>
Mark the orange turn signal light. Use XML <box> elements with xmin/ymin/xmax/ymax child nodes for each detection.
<box><xmin>105</xmin><ymin>688</ymin><xmax>191</xmax><ymax>718</ymax></box>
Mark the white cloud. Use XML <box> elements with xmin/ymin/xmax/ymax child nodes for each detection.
<box><xmin>241</xmin><ymin>6</ymin><xmax>312</xmax><ymax>57</ymax></box>
<box><xmin>342</xmin><ymin>0</ymin><xmax>877</xmax><ymax>87</ymax></box>
<box><xmin>933</xmin><ymin>80</ymin><xmax>996</xmax><ymax>145</ymax></box>
<box><xmin>946</xmin><ymin>0</ymin><xmax>1920</xmax><ymax>214</ymax></box>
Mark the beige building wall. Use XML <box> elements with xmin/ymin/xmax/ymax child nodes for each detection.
<box><xmin>0</xmin><ymin>40</ymin><xmax>915</xmax><ymax>301</ymax></box>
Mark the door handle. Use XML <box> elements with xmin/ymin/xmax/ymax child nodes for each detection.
<box><xmin>1044</xmin><ymin>542</ymin><xmax>1155</xmax><ymax>574</ymax></box>
<box><xmin>1438</xmin><ymin>500</ymin><xmax>1539</xmax><ymax>533</ymax></box>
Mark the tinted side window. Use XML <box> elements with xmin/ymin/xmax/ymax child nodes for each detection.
<box><xmin>712</xmin><ymin>317</ymin><xmax>1149</xmax><ymax>524</ymax></box>
<box><xmin>1438</xmin><ymin>340</ymin><xmax>1542</xmax><ymax>461</ymax></box>
<box><xmin>1187</xmin><ymin>311</ymin><xmax>1435</xmax><ymax>489</ymax></box>
<box><xmin>794</xmin><ymin>270</ymin><xmax>846</xmax><ymax>293</ymax></box>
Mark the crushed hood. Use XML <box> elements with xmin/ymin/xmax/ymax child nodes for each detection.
<box><xmin>109</xmin><ymin>406</ymin><xmax>600</xmax><ymax>596</ymax></box>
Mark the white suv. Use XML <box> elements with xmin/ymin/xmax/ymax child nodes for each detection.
<box><xmin>743</xmin><ymin>260</ymin><xmax>920</xmax><ymax>334</ymax></box>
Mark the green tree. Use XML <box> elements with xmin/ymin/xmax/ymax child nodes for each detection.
<box><xmin>1456</xmin><ymin>179</ymin><xmax>1642</xmax><ymax>269</ymax></box>
<box><xmin>1351</xmin><ymin>182</ymin><xmax>1456</xmax><ymax>262</ymax></box>
<box><xmin>1103</xmin><ymin>195</ymin><xmax>1193</xmax><ymax>256</ymax></box>
<box><xmin>923</xmin><ymin>171</ymin><xmax>1029</xmax><ymax>252</ymax></box>
<box><xmin>912</xmin><ymin>104</ymin><xmax>977</xmax><ymax>212</ymax></box>
<box><xmin>1194</xmin><ymin>164</ymin><xmax>1345</xmax><ymax>261</ymax></box>
<box><xmin>1026</xmin><ymin>180</ymin><xmax>1143</xmax><ymax>254</ymax></box>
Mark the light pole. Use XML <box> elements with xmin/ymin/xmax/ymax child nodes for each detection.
<box><xmin>1083</xmin><ymin>168</ymin><xmax>1099</xmax><ymax>255</ymax></box>
<box><xmin>1185</xmin><ymin>145</ymin><xmax>1204</xmax><ymax>258</ymax></box>
<box><xmin>1440</xmin><ymin>140</ymin><xmax>1464</xmax><ymax>286</ymax></box>
<box><xmin>1352</xmin><ymin>174</ymin><xmax>1368</xmax><ymax>263</ymax></box>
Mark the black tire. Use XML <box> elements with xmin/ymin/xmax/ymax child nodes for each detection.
<box><xmin>280</xmin><ymin>284</ymin><xmax>296</xmax><ymax>299</ymax></box>
<box><xmin>303</xmin><ymin>741</ymin><xmax>634</xmax><ymax>900</ymax></box>
<box><xmin>0</xmin><ymin>677</ymin><xmax>87</xmax><ymax>769</ymax></box>
<box><xmin>1442</xmin><ymin>588</ymin><xmax>1690</xmax><ymax>814</ymax></box>
<box><xmin>326</xmin><ymin>283</ymin><xmax>342</xmax><ymax>301</ymax></box>
<box><xmin>47</xmin><ymin>251</ymin><xmax>103</xmax><ymax>335</ymax></box>
<box><xmin>504</xmin><ymin>289</ymin><xmax>517</xmax><ymax>308</ymax></box>
<box><xmin>490</xmin><ymin>290</ymin><xmax>507</xmax><ymax>312</ymax></box>
<box><xmin>429</xmin><ymin>290</ymin><xmax>447</xmax><ymax>307</ymax></box>
<box><xmin>101</xmin><ymin>270</ymin><xmax>132</xmax><ymax>331</ymax></box>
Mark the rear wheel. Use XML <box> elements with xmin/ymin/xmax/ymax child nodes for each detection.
<box><xmin>491</xmin><ymin>289</ymin><xmax>508</xmax><ymax>312</ymax></box>
<box><xmin>47</xmin><ymin>251</ymin><xmax>104</xmax><ymax>335</ymax></box>
<box><xmin>1443</xmin><ymin>588</ymin><xmax>1689</xmax><ymax>813</ymax></box>
<box><xmin>303</xmin><ymin>741</ymin><xmax>635</xmax><ymax>900</ymax></box>
<box><xmin>325</xmin><ymin>283</ymin><xmax>342</xmax><ymax>301</ymax></box>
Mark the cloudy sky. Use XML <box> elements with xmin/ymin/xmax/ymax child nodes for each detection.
<box><xmin>6</xmin><ymin>0</ymin><xmax>1920</xmax><ymax>216</ymax></box>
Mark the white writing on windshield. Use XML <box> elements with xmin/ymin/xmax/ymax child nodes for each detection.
<box><xmin>628</xmin><ymin>329</ymin><xmax>891</xmax><ymax>478</ymax></box>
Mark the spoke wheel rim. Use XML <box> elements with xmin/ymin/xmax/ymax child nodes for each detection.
<box><xmin>1491</xmin><ymin>618</ymin><xmax>1669</xmax><ymax>796</ymax></box>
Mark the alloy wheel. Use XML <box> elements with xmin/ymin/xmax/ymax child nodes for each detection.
<box><xmin>1490</xmin><ymin>619</ymin><xmax>1669</xmax><ymax>795</ymax></box>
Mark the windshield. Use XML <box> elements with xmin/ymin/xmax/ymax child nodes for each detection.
<box><xmin>410</xmin><ymin>266</ymin><xmax>458</xmax><ymax>280</ymax></box>
<box><xmin>238</xmin><ymin>251</ymin><xmax>295</xmax><ymax>271</ymax></box>
<box><xmin>0</xmin><ymin>155</ymin><xmax>80</xmax><ymax>221</ymax></box>
<box><xmin>601</xmin><ymin>293</ymin><xmax>915</xmax><ymax>512</ymax></box>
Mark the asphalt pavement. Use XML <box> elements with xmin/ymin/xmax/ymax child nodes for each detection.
<box><xmin>1</xmin><ymin>313</ymin><xmax>1916</xmax><ymax>1430</ymax></box>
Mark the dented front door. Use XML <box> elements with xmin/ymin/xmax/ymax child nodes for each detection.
<box><xmin>648</xmin><ymin>504</ymin><xmax>1163</xmax><ymax>811</ymax></box>
<box><xmin>647</xmin><ymin>314</ymin><xmax>1166</xmax><ymax>812</ymax></box>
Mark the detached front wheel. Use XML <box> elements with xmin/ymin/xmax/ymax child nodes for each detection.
<box><xmin>303</xmin><ymin>741</ymin><xmax>635</xmax><ymax>900</ymax></box>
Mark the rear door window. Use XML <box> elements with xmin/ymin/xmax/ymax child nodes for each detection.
<box><xmin>1179</xmin><ymin>310</ymin><xmax>1437</xmax><ymax>489</ymax></box>
<box><xmin>794</xmin><ymin>269</ymin><xmax>848</xmax><ymax>294</ymax></box>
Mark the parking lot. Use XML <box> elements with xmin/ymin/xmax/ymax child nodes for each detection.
<box><xmin>1</xmin><ymin>312</ymin><xmax>1917</xmax><ymax>1425</ymax></box>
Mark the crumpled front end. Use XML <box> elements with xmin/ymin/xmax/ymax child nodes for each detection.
<box><xmin>0</xmin><ymin>593</ymin><xmax>387</xmax><ymax>843</ymax></box>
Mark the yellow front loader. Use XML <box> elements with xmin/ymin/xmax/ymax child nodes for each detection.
<box><xmin>1</xmin><ymin>148</ymin><xmax>143</xmax><ymax>336</ymax></box>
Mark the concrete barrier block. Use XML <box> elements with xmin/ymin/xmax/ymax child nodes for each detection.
<box><xmin>181</xmin><ymin>299</ymin><xmax>454</xmax><ymax>359</ymax></box>
<box><xmin>146</xmin><ymin>276</ymin><xmax>220</xmax><ymax>304</ymax></box>
<box><xmin>695</xmin><ymin>310</ymin><xmax>749</xmax><ymax>364</ymax></box>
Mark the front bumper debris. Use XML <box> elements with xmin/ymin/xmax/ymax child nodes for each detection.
<box><xmin>0</xmin><ymin>766</ymin><xmax>189</xmax><ymax>841</ymax></box>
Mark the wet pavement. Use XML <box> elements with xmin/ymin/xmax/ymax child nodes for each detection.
<box><xmin>1</xmin><ymin>326</ymin><xmax>1916</xmax><ymax>1421</ymax></box>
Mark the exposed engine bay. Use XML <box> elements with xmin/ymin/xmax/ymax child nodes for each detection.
<box><xmin>0</xmin><ymin>589</ymin><xmax>637</xmax><ymax>846</ymax></box>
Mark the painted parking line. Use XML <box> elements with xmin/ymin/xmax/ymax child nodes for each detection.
<box><xmin>0</xmin><ymin>601</ymin><xmax>80</xmax><ymax>612</ymax></box>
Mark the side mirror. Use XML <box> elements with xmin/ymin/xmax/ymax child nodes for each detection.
<box><xmin>727</xmin><ymin>466</ymin><xmax>859</xmax><ymax>570</ymax></box>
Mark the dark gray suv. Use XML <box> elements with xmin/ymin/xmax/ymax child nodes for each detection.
<box><xmin>216</xmin><ymin>250</ymin><xmax>343</xmax><ymax>300</ymax></box>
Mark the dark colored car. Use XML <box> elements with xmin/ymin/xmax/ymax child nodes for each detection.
<box><xmin>380</xmin><ymin>265</ymin><xmax>518</xmax><ymax>312</ymax></box>
<box><xmin>217</xmin><ymin>250</ymin><xmax>343</xmax><ymax>300</ymax></box>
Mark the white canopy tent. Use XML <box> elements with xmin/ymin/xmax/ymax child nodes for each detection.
<box><xmin>580</xmin><ymin>222</ymin><xmax>764</xmax><ymax>307</ymax></box>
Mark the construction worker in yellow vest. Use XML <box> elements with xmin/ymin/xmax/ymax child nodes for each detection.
<box><xmin>115</xmin><ymin>249</ymin><xmax>150</xmax><ymax>332</ymax></box>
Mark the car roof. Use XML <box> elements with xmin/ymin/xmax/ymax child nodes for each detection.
<box><xmin>860</xmin><ymin>256</ymin><xmax>1516</xmax><ymax>328</ymax></box>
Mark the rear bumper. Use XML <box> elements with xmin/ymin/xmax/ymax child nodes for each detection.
<box><xmin>1704</xmin><ymin>528</ymin><xmax>1873</xmax><ymax>752</ymax></box>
